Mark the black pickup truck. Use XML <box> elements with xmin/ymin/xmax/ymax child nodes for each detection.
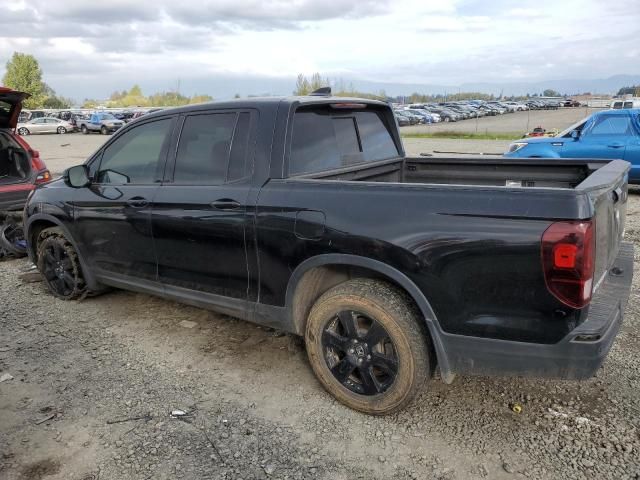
<box><xmin>23</xmin><ymin>91</ymin><xmax>633</xmax><ymax>414</ymax></box>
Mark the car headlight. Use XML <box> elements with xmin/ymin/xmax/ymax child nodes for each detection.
<box><xmin>508</xmin><ymin>142</ymin><xmax>528</xmax><ymax>153</ymax></box>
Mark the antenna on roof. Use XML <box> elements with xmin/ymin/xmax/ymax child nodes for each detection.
<box><xmin>309</xmin><ymin>87</ymin><xmax>332</xmax><ymax>96</ymax></box>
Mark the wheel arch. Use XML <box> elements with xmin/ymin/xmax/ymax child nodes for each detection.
<box><xmin>25</xmin><ymin>213</ymin><xmax>100</xmax><ymax>290</ymax></box>
<box><xmin>285</xmin><ymin>254</ymin><xmax>454</xmax><ymax>383</ymax></box>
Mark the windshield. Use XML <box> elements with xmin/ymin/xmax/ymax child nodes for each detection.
<box><xmin>558</xmin><ymin>117</ymin><xmax>588</xmax><ymax>137</ymax></box>
<box><xmin>100</xmin><ymin>113</ymin><xmax>117</xmax><ymax>120</ymax></box>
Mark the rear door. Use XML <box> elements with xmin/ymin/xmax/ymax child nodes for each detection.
<box><xmin>43</xmin><ymin>118</ymin><xmax>58</xmax><ymax>133</ymax></box>
<box><xmin>563</xmin><ymin>113</ymin><xmax>632</xmax><ymax>160</ymax></box>
<box><xmin>151</xmin><ymin>109</ymin><xmax>256</xmax><ymax>301</ymax></box>
<box><xmin>624</xmin><ymin>112</ymin><xmax>640</xmax><ymax>182</ymax></box>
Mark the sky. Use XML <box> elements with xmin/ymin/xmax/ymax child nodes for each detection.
<box><xmin>0</xmin><ymin>0</ymin><xmax>638</xmax><ymax>100</ymax></box>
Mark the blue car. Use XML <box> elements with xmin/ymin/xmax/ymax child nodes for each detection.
<box><xmin>505</xmin><ymin>108</ymin><xmax>640</xmax><ymax>183</ymax></box>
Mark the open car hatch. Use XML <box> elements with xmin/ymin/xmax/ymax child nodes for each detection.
<box><xmin>0</xmin><ymin>87</ymin><xmax>29</xmax><ymax>129</ymax></box>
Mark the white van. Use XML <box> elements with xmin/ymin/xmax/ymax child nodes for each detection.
<box><xmin>611</xmin><ymin>98</ymin><xmax>640</xmax><ymax>109</ymax></box>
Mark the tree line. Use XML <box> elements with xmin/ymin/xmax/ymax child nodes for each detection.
<box><xmin>617</xmin><ymin>85</ymin><xmax>640</xmax><ymax>96</ymax></box>
<box><xmin>293</xmin><ymin>74</ymin><xmax>582</xmax><ymax>102</ymax></box>
<box><xmin>83</xmin><ymin>86</ymin><xmax>213</xmax><ymax>109</ymax></box>
<box><xmin>1</xmin><ymin>52</ymin><xmax>214</xmax><ymax>109</ymax></box>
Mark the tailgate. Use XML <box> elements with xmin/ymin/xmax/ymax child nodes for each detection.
<box><xmin>577</xmin><ymin>160</ymin><xmax>630</xmax><ymax>291</ymax></box>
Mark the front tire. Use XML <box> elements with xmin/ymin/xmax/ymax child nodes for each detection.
<box><xmin>100</xmin><ymin>126</ymin><xmax>108</xmax><ymax>135</ymax></box>
<box><xmin>57</xmin><ymin>126</ymin><xmax>67</xmax><ymax>134</ymax></box>
<box><xmin>305</xmin><ymin>279</ymin><xmax>431</xmax><ymax>415</ymax></box>
<box><xmin>81</xmin><ymin>125</ymin><xmax>88</xmax><ymax>134</ymax></box>
<box><xmin>18</xmin><ymin>127</ymin><xmax>29</xmax><ymax>136</ymax></box>
<box><xmin>36</xmin><ymin>227</ymin><xmax>86</xmax><ymax>300</ymax></box>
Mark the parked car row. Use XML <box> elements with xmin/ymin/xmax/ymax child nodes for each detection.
<box><xmin>15</xmin><ymin>108</ymin><xmax>164</xmax><ymax>135</ymax></box>
<box><xmin>393</xmin><ymin>98</ymin><xmax>576</xmax><ymax>126</ymax></box>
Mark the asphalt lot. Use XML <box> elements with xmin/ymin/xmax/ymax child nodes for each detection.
<box><xmin>1</xmin><ymin>112</ymin><xmax>639</xmax><ymax>480</ymax></box>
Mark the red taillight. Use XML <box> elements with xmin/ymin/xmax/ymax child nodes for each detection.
<box><xmin>35</xmin><ymin>170</ymin><xmax>51</xmax><ymax>184</ymax></box>
<box><xmin>541</xmin><ymin>221</ymin><xmax>595</xmax><ymax>309</ymax></box>
<box><xmin>330</xmin><ymin>103</ymin><xmax>367</xmax><ymax>109</ymax></box>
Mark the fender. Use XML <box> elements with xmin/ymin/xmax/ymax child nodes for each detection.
<box><xmin>284</xmin><ymin>254</ymin><xmax>455</xmax><ymax>383</ymax></box>
<box><xmin>24</xmin><ymin>213</ymin><xmax>101</xmax><ymax>291</ymax></box>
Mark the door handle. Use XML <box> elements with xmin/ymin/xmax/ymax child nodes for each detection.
<box><xmin>210</xmin><ymin>199</ymin><xmax>241</xmax><ymax>210</ymax></box>
<box><xmin>126</xmin><ymin>197</ymin><xmax>149</xmax><ymax>208</ymax></box>
<box><xmin>607</xmin><ymin>142</ymin><xmax>624</xmax><ymax>148</ymax></box>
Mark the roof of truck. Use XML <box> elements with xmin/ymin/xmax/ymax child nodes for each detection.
<box><xmin>139</xmin><ymin>95</ymin><xmax>391</xmax><ymax>121</ymax></box>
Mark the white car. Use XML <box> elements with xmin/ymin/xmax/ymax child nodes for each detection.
<box><xmin>17</xmin><ymin>117</ymin><xmax>75</xmax><ymax>135</ymax></box>
<box><xmin>504</xmin><ymin>101</ymin><xmax>528</xmax><ymax>111</ymax></box>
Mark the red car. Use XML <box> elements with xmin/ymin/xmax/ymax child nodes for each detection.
<box><xmin>0</xmin><ymin>87</ymin><xmax>51</xmax><ymax>257</ymax></box>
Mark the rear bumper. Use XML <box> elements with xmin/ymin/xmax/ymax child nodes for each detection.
<box><xmin>438</xmin><ymin>241</ymin><xmax>634</xmax><ymax>380</ymax></box>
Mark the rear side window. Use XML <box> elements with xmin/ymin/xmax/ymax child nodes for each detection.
<box><xmin>97</xmin><ymin>118</ymin><xmax>172</xmax><ymax>184</ymax></box>
<box><xmin>289</xmin><ymin>108</ymin><xmax>399</xmax><ymax>175</ymax></box>
<box><xmin>587</xmin><ymin>115</ymin><xmax>632</xmax><ymax>136</ymax></box>
<box><xmin>173</xmin><ymin>111</ymin><xmax>253</xmax><ymax>185</ymax></box>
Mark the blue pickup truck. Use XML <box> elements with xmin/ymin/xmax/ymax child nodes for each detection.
<box><xmin>77</xmin><ymin>112</ymin><xmax>124</xmax><ymax>135</ymax></box>
<box><xmin>505</xmin><ymin>109</ymin><xmax>640</xmax><ymax>183</ymax></box>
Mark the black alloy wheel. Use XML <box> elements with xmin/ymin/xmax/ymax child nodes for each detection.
<box><xmin>322</xmin><ymin>310</ymin><xmax>399</xmax><ymax>396</ymax></box>
<box><xmin>37</xmin><ymin>228</ymin><xmax>85</xmax><ymax>299</ymax></box>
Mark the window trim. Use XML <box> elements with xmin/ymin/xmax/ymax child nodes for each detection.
<box><xmin>164</xmin><ymin>108</ymin><xmax>257</xmax><ymax>186</ymax></box>
<box><xmin>92</xmin><ymin>116</ymin><xmax>176</xmax><ymax>186</ymax></box>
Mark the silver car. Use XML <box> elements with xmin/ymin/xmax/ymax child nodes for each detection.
<box><xmin>17</xmin><ymin>117</ymin><xmax>75</xmax><ymax>135</ymax></box>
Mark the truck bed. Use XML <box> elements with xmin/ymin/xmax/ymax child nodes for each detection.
<box><xmin>298</xmin><ymin>156</ymin><xmax>621</xmax><ymax>190</ymax></box>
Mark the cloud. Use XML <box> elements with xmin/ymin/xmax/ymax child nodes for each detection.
<box><xmin>0</xmin><ymin>0</ymin><xmax>636</xmax><ymax>101</ymax></box>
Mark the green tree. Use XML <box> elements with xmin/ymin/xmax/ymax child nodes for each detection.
<box><xmin>294</xmin><ymin>74</ymin><xmax>311</xmax><ymax>95</ymax></box>
<box><xmin>42</xmin><ymin>95</ymin><xmax>72</xmax><ymax>109</ymax></box>
<box><xmin>82</xmin><ymin>99</ymin><xmax>99</xmax><ymax>108</ymax></box>
<box><xmin>129</xmin><ymin>85</ymin><xmax>143</xmax><ymax>97</ymax></box>
<box><xmin>2</xmin><ymin>52</ymin><xmax>46</xmax><ymax>108</ymax></box>
<box><xmin>189</xmin><ymin>94</ymin><xmax>213</xmax><ymax>104</ymax></box>
<box><xmin>543</xmin><ymin>89</ymin><xmax>561</xmax><ymax>97</ymax></box>
<box><xmin>617</xmin><ymin>85</ymin><xmax>639</xmax><ymax>96</ymax></box>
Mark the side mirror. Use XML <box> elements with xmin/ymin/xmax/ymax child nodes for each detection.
<box><xmin>66</xmin><ymin>165</ymin><xmax>91</xmax><ymax>188</ymax></box>
<box><xmin>571</xmin><ymin>130</ymin><xmax>580</xmax><ymax>140</ymax></box>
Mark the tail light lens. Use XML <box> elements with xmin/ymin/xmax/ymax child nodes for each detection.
<box><xmin>541</xmin><ymin>221</ymin><xmax>595</xmax><ymax>309</ymax></box>
<box><xmin>35</xmin><ymin>170</ymin><xmax>51</xmax><ymax>184</ymax></box>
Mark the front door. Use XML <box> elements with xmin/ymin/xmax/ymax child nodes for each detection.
<box><xmin>152</xmin><ymin>110</ymin><xmax>255</xmax><ymax>301</ymax></box>
<box><xmin>71</xmin><ymin>117</ymin><xmax>175</xmax><ymax>281</ymax></box>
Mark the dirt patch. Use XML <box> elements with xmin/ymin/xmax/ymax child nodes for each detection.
<box><xmin>20</xmin><ymin>459</ymin><xmax>60</xmax><ymax>480</ymax></box>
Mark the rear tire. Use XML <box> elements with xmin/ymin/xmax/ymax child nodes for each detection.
<box><xmin>305</xmin><ymin>279</ymin><xmax>431</xmax><ymax>415</ymax></box>
<box><xmin>36</xmin><ymin>227</ymin><xmax>86</xmax><ymax>300</ymax></box>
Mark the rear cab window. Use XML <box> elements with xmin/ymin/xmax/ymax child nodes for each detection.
<box><xmin>288</xmin><ymin>104</ymin><xmax>400</xmax><ymax>176</ymax></box>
